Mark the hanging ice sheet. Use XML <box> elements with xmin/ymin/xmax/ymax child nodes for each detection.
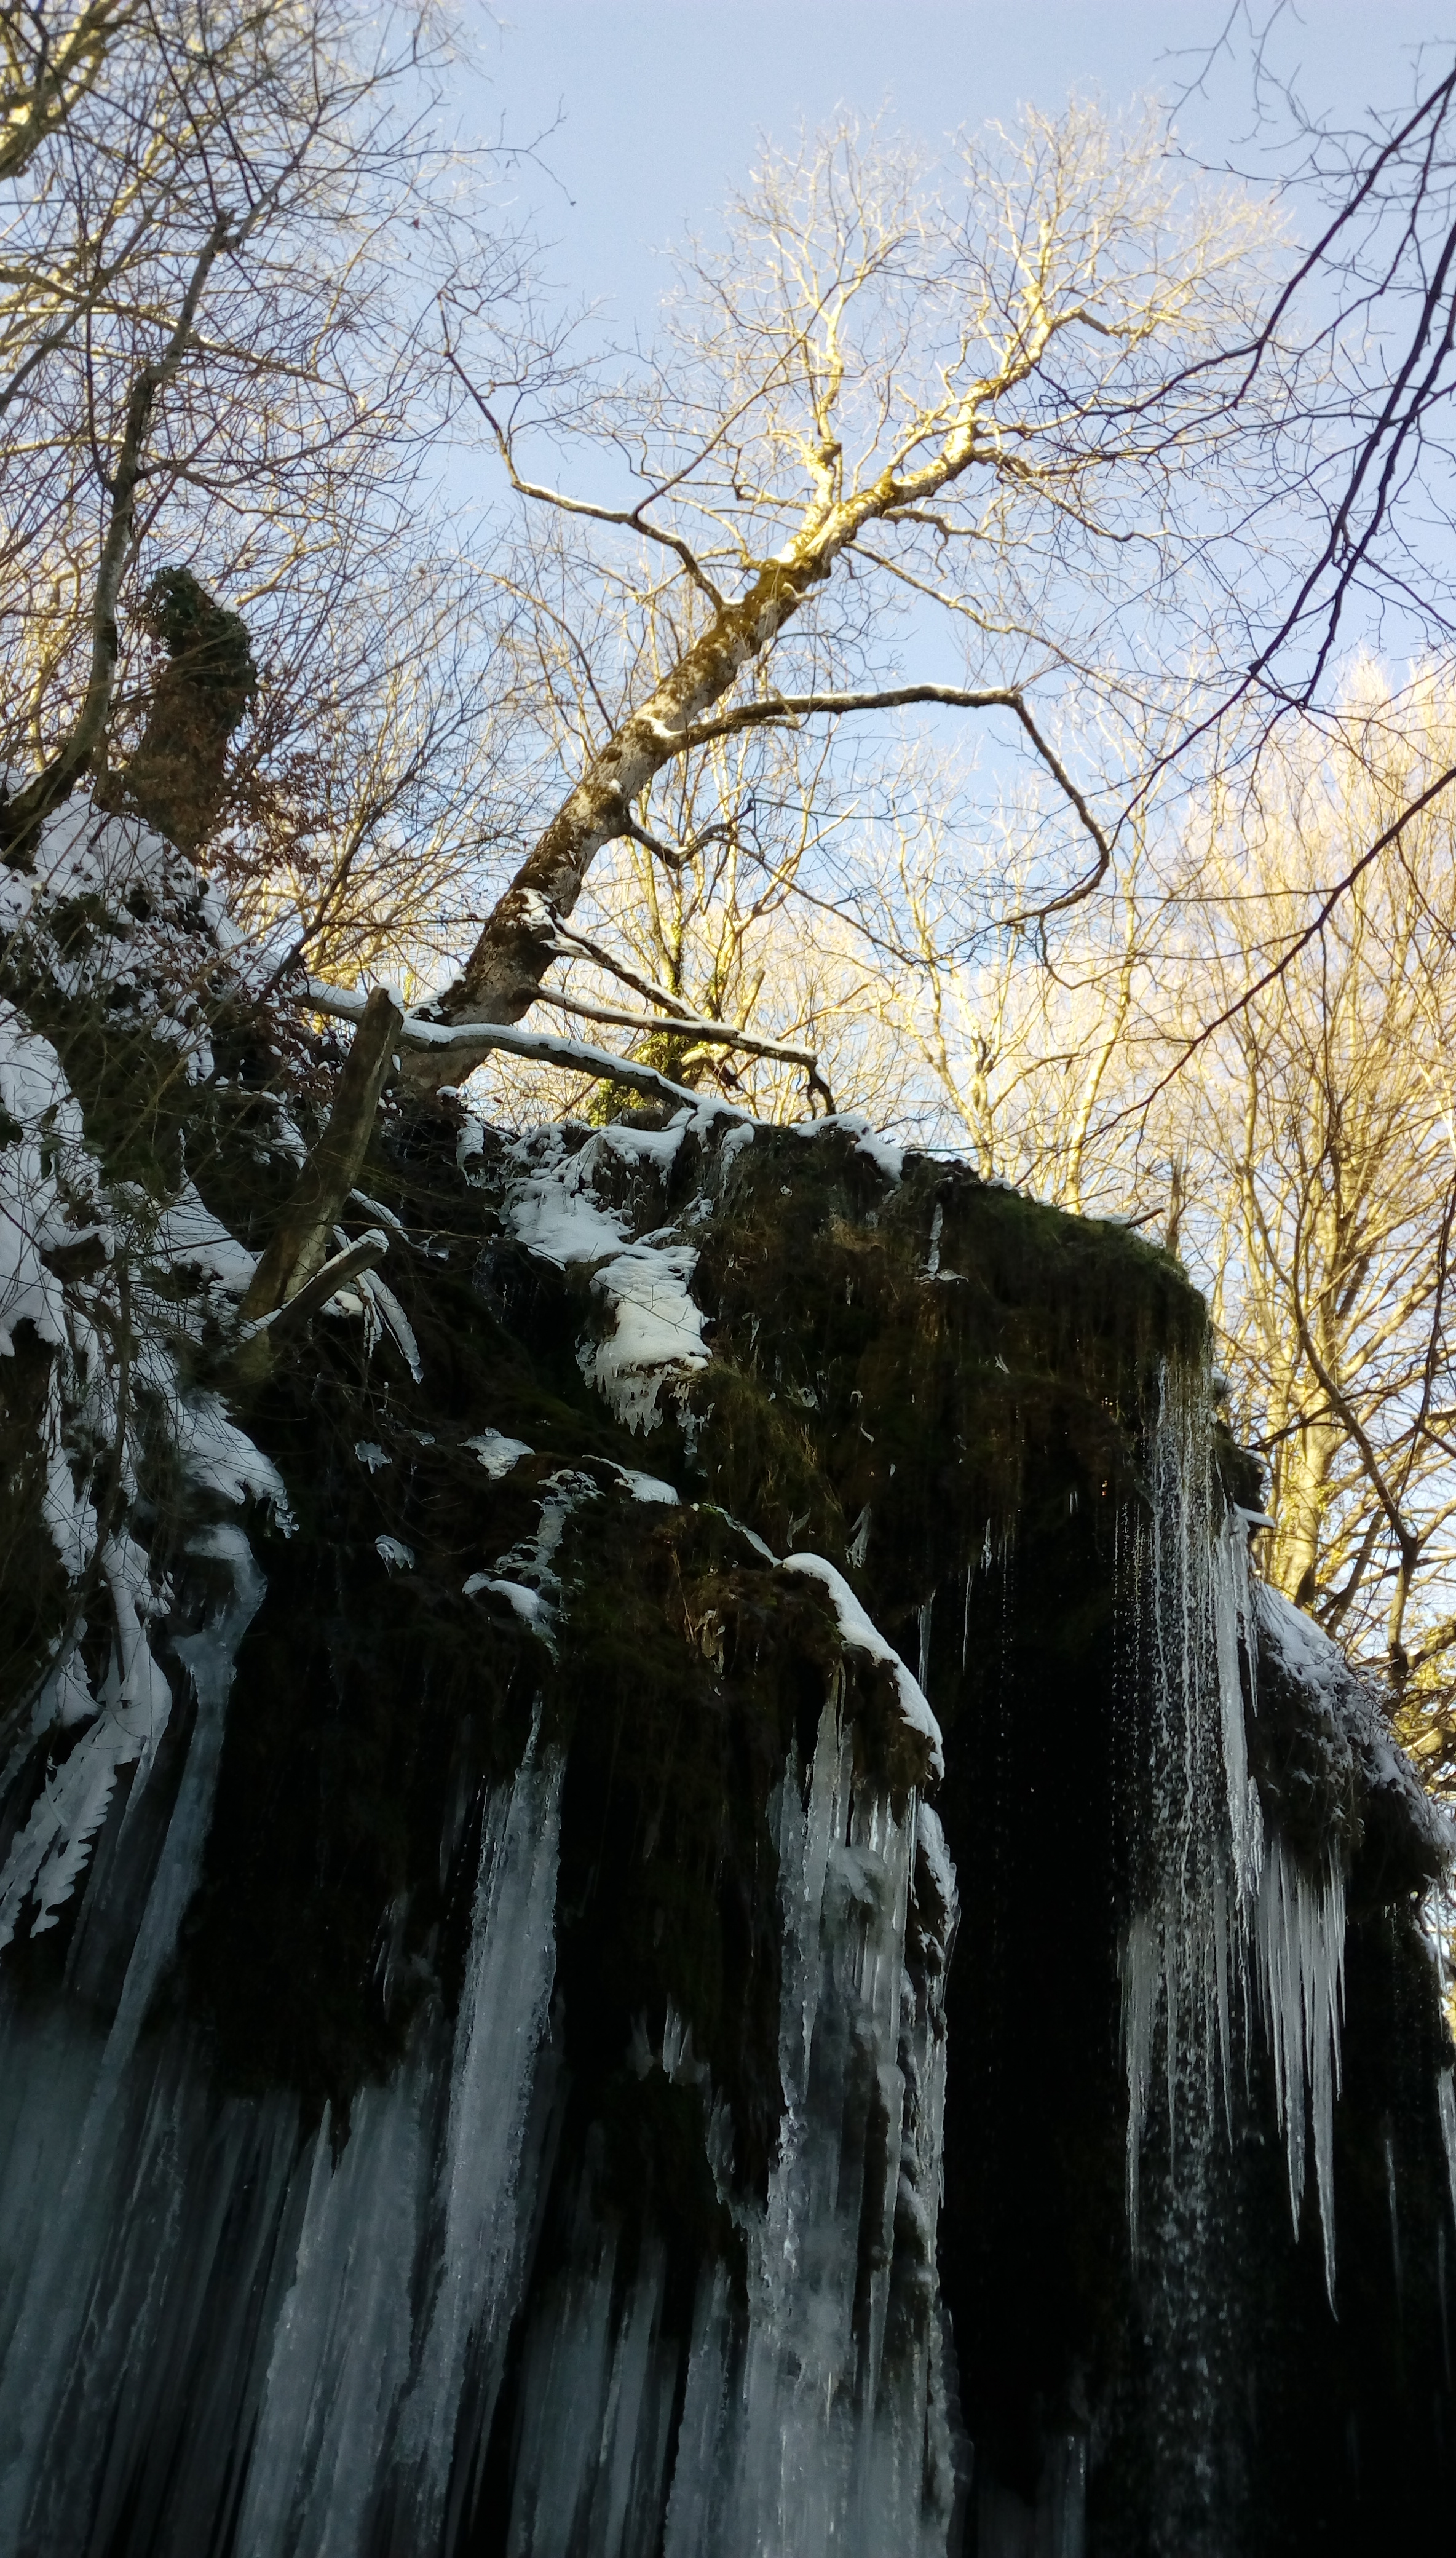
<box><xmin>501</xmin><ymin>1706</ymin><xmax>959</xmax><ymax>2558</ymax></box>
<box><xmin>0</xmin><ymin>1719</ymin><xmax>565</xmax><ymax>2558</ymax></box>
<box><xmin>1120</xmin><ymin>1365</ymin><xmax>1348</xmax><ymax>2307</ymax></box>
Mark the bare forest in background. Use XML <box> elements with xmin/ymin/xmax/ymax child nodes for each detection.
<box><xmin>7</xmin><ymin>1</ymin><xmax>1456</xmax><ymax>1780</ymax></box>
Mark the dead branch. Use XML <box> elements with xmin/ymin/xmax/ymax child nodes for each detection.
<box><xmin>240</xmin><ymin>984</ymin><xmax>405</xmax><ymax>1326</ymax></box>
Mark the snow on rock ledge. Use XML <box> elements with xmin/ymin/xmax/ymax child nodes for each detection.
<box><xmin>1254</xmin><ymin>1581</ymin><xmax>1453</xmax><ymax>1885</ymax></box>
<box><xmin>501</xmin><ymin>1120</ymin><xmax>713</xmax><ymax>1431</ymax></box>
<box><xmin>782</xmin><ymin>1552</ymin><xmax>945</xmax><ymax>1782</ymax></box>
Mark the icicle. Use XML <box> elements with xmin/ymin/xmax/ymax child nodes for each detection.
<box><xmin>239</xmin><ymin>1740</ymin><xmax>564</xmax><ymax>2557</ymax></box>
<box><xmin>0</xmin><ymin>1707</ymin><xmax>566</xmax><ymax>2558</ymax></box>
<box><xmin>655</xmin><ymin>1703</ymin><xmax>956</xmax><ymax>2557</ymax></box>
<box><xmin>1119</xmin><ymin>1364</ymin><xmax>1349</xmax><ymax>2314</ymax></box>
<box><xmin>1439</xmin><ymin>2070</ymin><xmax>1456</xmax><ymax>2233</ymax></box>
<box><xmin>1213</xmin><ymin>1509</ymin><xmax>1264</xmax><ymax>1910</ymax></box>
<box><xmin>1120</xmin><ymin>1909</ymin><xmax>1160</xmax><ymax>2249</ymax></box>
<box><xmin>234</xmin><ymin>2079</ymin><xmax>429</xmax><ymax>2558</ymax></box>
<box><xmin>105</xmin><ymin>1524</ymin><xmax>265</xmax><ymax>2070</ymax></box>
<box><xmin>392</xmin><ymin>1741</ymin><xmax>564</xmax><ymax>2538</ymax></box>
<box><xmin>961</xmin><ymin>1562</ymin><xmax>973</xmax><ymax>1669</ymax></box>
<box><xmin>0</xmin><ymin>1526</ymin><xmax>272</xmax><ymax>2554</ymax></box>
<box><xmin>502</xmin><ymin>2214</ymin><xmax>684</xmax><ymax>2556</ymax></box>
<box><xmin>1385</xmin><ymin>2128</ymin><xmax>1404</xmax><ymax>2309</ymax></box>
<box><xmin>1252</xmin><ymin>1834</ymin><xmax>1345</xmax><ymax>2302</ymax></box>
<box><xmin>1120</xmin><ymin>1365</ymin><xmax>1246</xmax><ymax>2229</ymax></box>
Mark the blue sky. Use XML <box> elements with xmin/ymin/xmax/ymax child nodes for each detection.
<box><xmin>470</xmin><ymin>1</ymin><xmax>1450</xmax><ymax>341</ymax></box>
<box><xmin>432</xmin><ymin>4</ymin><xmax>1456</xmax><ymax>852</ymax></box>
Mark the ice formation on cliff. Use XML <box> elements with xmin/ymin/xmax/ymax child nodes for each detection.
<box><xmin>4</xmin><ymin>794</ymin><xmax>1453</xmax><ymax>2556</ymax></box>
<box><xmin>1120</xmin><ymin>1372</ymin><xmax>1350</xmax><ymax>2305</ymax></box>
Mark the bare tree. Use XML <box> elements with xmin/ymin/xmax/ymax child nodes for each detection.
<box><xmin>0</xmin><ymin>1</ymin><xmax>135</xmax><ymax>182</ymax></box>
<box><xmin>1171</xmin><ymin>694</ymin><xmax>1456</xmax><ymax>1714</ymax></box>
<box><xmin>403</xmin><ymin>109</ymin><xmax>1267</xmax><ymax>1082</ymax></box>
<box><xmin>1187</xmin><ymin>33</ymin><xmax>1456</xmax><ymax>705</ymax></box>
<box><xmin>902</xmin><ymin>674</ymin><xmax>1456</xmax><ymax>1794</ymax></box>
<box><xmin>0</xmin><ymin>0</ymin><xmax>527</xmax><ymax>875</ymax></box>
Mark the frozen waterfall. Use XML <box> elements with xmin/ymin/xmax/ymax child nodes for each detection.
<box><xmin>1119</xmin><ymin>1369</ymin><xmax>1349</xmax><ymax>2316</ymax></box>
<box><xmin>0</xmin><ymin>1601</ymin><xmax>957</xmax><ymax>2557</ymax></box>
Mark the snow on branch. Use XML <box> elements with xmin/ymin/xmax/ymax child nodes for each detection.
<box><xmin>299</xmin><ymin>978</ymin><xmax>742</xmax><ymax>1117</ymax></box>
<box><xmin>540</xmin><ymin>916</ymin><xmax>697</xmax><ymax>1019</ymax></box>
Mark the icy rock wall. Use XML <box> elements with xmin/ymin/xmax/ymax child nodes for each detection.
<box><xmin>0</xmin><ymin>852</ymin><xmax>960</xmax><ymax>2557</ymax></box>
<box><xmin>1121</xmin><ymin>1368</ymin><xmax>1349</xmax><ymax>2290</ymax></box>
<box><xmin>0</xmin><ymin>1680</ymin><xmax>955</xmax><ymax>2558</ymax></box>
<box><xmin>235</xmin><ymin>1735</ymin><xmax>564</xmax><ymax>2558</ymax></box>
<box><xmin>1113</xmin><ymin>1365</ymin><xmax>1375</xmax><ymax>2548</ymax></box>
<box><xmin>0</xmin><ymin>1725</ymin><xmax>564</xmax><ymax>2558</ymax></box>
<box><xmin>7</xmin><ymin>794</ymin><xmax>1452</xmax><ymax>2553</ymax></box>
<box><xmin>498</xmin><ymin>1711</ymin><xmax>957</xmax><ymax>2558</ymax></box>
<box><xmin>0</xmin><ymin>1526</ymin><xmax>271</xmax><ymax>2556</ymax></box>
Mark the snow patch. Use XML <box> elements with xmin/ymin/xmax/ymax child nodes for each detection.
<box><xmin>148</xmin><ymin>1182</ymin><xmax>258</xmax><ymax>1294</ymax></box>
<box><xmin>794</xmin><ymin>1111</ymin><xmax>904</xmax><ymax>1185</ymax></box>
<box><xmin>1256</xmin><ymin>1581</ymin><xmax>1453</xmax><ymax>1868</ymax></box>
<box><xmin>0</xmin><ymin>1002</ymin><xmax>103</xmax><ymax>1355</ymax></box>
<box><xmin>582</xmin><ymin>1243</ymin><xmax>709</xmax><ymax>1431</ymax></box>
<box><xmin>612</xmin><ymin>1466</ymin><xmax>681</xmax><ymax>1505</ymax></box>
<box><xmin>463</xmin><ymin>1577</ymin><xmax>553</xmax><ymax>1640</ymax></box>
<box><xmin>465</xmin><ymin>1430</ymin><xmax>532</xmax><ymax>1478</ymax></box>
<box><xmin>502</xmin><ymin>1128</ymin><xmax>710</xmax><ymax>1431</ymax></box>
<box><xmin>780</xmin><ymin>1553</ymin><xmax>944</xmax><ymax>1781</ymax></box>
<box><xmin>174</xmin><ymin>1392</ymin><xmax>289</xmax><ymax>1515</ymax></box>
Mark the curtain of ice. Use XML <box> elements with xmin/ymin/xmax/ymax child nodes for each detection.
<box><xmin>0</xmin><ymin>1524</ymin><xmax>268</xmax><ymax>2554</ymax></box>
<box><xmin>494</xmin><ymin>1700</ymin><xmax>960</xmax><ymax>2558</ymax></box>
<box><xmin>0</xmin><ymin>1554</ymin><xmax>957</xmax><ymax>2554</ymax></box>
<box><xmin>0</xmin><ymin>1697</ymin><xmax>565</xmax><ymax>2558</ymax></box>
<box><xmin>661</xmin><ymin>1703</ymin><xmax>958</xmax><ymax>2558</ymax></box>
<box><xmin>235</xmin><ymin>1732</ymin><xmax>564</xmax><ymax>2558</ymax></box>
<box><xmin>1120</xmin><ymin>1365</ymin><xmax>1347</xmax><ymax>2307</ymax></box>
<box><xmin>0</xmin><ymin>1685</ymin><xmax>960</xmax><ymax>2558</ymax></box>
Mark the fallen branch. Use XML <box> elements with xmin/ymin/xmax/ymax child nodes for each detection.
<box><xmin>242</xmin><ymin>985</ymin><xmax>404</xmax><ymax>1326</ymax></box>
<box><xmin>245</xmin><ymin>1231</ymin><xmax>390</xmax><ymax>1340</ymax></box>
<box><xmin>540</xmin><ymin>988</ymin><xmax>821</xmax><ymax>1075</ymax></box>
<box><xmin>227</xmin><ymin>1231</ymin><xmax>391</xmax><ymax>1390</ymax></box>
<box><xmin>299</xmin><ymin>977</ymin><xmax>744</xmax><ymax>1117</ymax></box>
<box><xmin>541</xmin><ymin>916</ymin><xmax>696</xmax><ymax>1018</ymax></box>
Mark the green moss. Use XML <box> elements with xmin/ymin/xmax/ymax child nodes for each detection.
<box><xmin>685</xmin><ymin>1135</ymin><xmax>1206</xmax><ymax>1660</ymax></box>
<box><xmin>164</xmin><ymin>1107</ymin><xmax>1207</xmax><ymax>2168</ymax></box>
<box><xmin>139</xmin><ymin>568</ymin><xmax>257</xmax><ymax>710</ymax></box>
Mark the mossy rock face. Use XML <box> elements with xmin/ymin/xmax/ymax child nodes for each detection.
<box><xmin>58</xmin><ymin>1101</ymin><xmax>1160</xmax><ymax>2200</ymax></box>
<box><xmin>4</xmin><ymin>892</ymin><xmax>1454</xmax><ymax>2551</ymax></box>
<box><xmin>160</xmin><ymin>1104</ymin><xmax>1209</xmax><ymax>2246</ymax></box>
<box><xmin>686</xmin><ymin>1128</ymin><xmax>1205</xmax><ymax>1637</ymax></box>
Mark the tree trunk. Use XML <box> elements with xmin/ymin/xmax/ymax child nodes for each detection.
<box><xmin>240</xmin><ymin>987</ymin><xmax>403</xmax><ymax>1327</ymax></box>
<box><xmin>408</xmin><ymin>557</ymin><xmax>824</xmax><ymax>1090</ymax></box>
